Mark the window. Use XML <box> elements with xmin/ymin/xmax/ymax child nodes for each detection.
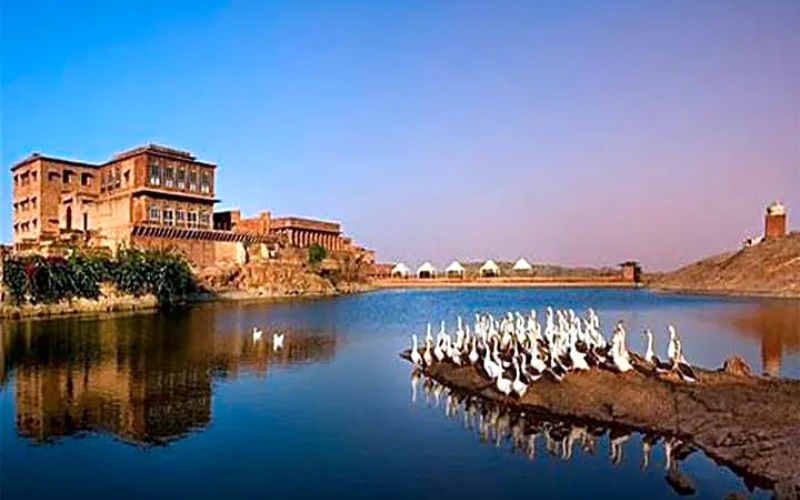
<box><xmin>149</xmin><ymin>163</ymin><xmax>161</xmax><ymax>186</ymax></box>
<box><xmin>187</xmin><ymin>211</ymin><xmax>198</xmax><ymax>228</ymax></box>
<box><xmin>148</xmin><ymin>205</ymin><xmax>161</xmax><ymax>222</ymax></box>
<box><xmin>32</xmin><ymin>218</ymin><xmax>37</xmax><ymax>229</ymax></box>
<box><xmin>31</xmin><ymin>171</ymin><xmax>37</xmax><ymax>182</ymax></box>
<box><xmin>31</xmin><ymin>197</ymin><xmax>37</xmax><ymax>209</ymax></box>
<box><xmin>114</xmin><ymin>168</ymin><xmax>121</xmax><ymax>188</ymax></box>
<box><xmin>124</xmin><ymin>170</ymin><xmax>130</xmax><ymax>186</ymax></box>
<box><xmin>188</xmin><ymin>170</ymin><xmax>197</xmax><ymax>191</ymax></box>
<box><xmin>163</xmin><ymin>208</ymin><xmax>174</xmax><ymax>226</ymax></box>
<box><xmin>81</xmin><ymin>173</ymin><xmax>93</xmax><ymax>187</ymax></box>
<box><xmin>13</xmin><ymin>175</ymin><xmax>18</xmax><ymax>186</ymax></box>
<box><xmin>13</xmin><ymin>203</ymin><xmax>18</xmax><ymax>213</ymax></box>
<box><xmin>48</xmin><ymin>170</ymin><xmax>60</xmax><ymax>181</ymax></box>
<box><xmin>199</xmin><ymin>211</ymin><xmax>210</xmax><ymax>228</ymax></box>
<box><xmin>177</xmin><ymin>168</ymin><xmax>186</xmax><ymax>189</ymax></box>
<box><xmin>165</xmin><ymin>167</ymin><xmax>175</xmax><ymax>188</ymax></box>
<box><xmin>62</xmin><ymin>170</ymin><xmax>74</xmax><ymax>184</ymax></box>
<box><xmin>200</xmin><ymin>172</ymin><xmax>210</xmax><ymax>194</ymax></box>
<box><xmin>176</xmin><ymin>209</ymin><xmax>186</xmax><ymax>225</ymax></box>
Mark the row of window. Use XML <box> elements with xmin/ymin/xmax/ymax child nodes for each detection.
<box><xmin>13</xmin><ymin>197</ymin><xmax>38</xmax><ymax>213</ymax></box>
<box><xmin>13</xmin><ymin>218</ymin><xmax>38</xmax><ymax>234</ymax></box>
<box><xmin>13</xmin><ymin>170</ymin><xmax>38</xmax><ymax>186</ymax></box>
<box><xmin>13</xmin><ymin>169</ymin><xmax>95</xmax><ymax>188</ymax></box>
<box><xmin>147</xmin><ymin>205</ymin><xmax>211</xmax><ymax>228</ymax></box>
<box><xmin>148</xmin><ymin>164</ymin><xmax>212</xmax><ymax>194</ymax></box>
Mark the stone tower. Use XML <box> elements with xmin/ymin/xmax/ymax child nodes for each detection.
<box><xmin>764</xmin><ymin>201</ymin><xmax>787</xmax><ymax>240</ymax></box>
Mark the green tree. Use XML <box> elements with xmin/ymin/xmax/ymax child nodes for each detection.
<box><xmin>308</xmin><ymin>243</ymin><xmax>327</xmax><ymax>265</ymax></box>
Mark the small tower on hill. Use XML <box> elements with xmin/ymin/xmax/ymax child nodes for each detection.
<box><xmin>764</xmin><ymin>201</ymin><xmax>787</xmax><ymax>240</ymax></box>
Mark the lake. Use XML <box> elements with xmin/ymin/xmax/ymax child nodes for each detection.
<box><xmin>1</xmin><ymin>288</ymin><xmax>798</xmax><ymax>500</ymax></box>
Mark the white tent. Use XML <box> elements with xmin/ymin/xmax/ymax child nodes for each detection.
<box><xmin>512</xmin><ymin>257</ymin><xmax>533</xmax><ymax>273</ymax></box>
<box><xmin>391</xmin><ymin>262</ymin><xmax>410</xmax><ymax>278</ymax></box>
<box><xmin>479</xmin><ymin>259</ymin><xmax>501</xmax><ymax>277</ymax></box>
<box><xmin>445</xmin><ymin>260</ymin><xmax>465</xmax><ymax>277</ymax></box>
<box><xmin>416</xmin><ymin>262</ymin><xmax>437</xmax><ymax>279</ymax></box>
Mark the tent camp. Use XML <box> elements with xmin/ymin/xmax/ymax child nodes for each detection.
<box><xmin>479</xmin><ymin>259</ymin><xmax>501</xmax><ymax>277</ymax></box>
<box><xmin>512</xmin><ymin>257</ymin><xmax>533</xmax><ymax>274</ymax></box>
<box><xmin>390</xmin><ymin>262</ymin><xmax>410</xmax><ymax>278</ymax></box>
<box><xmin>445</xmin><ymin>260</ymin><xmax>466</xmax><ymax>278</ymax></box>
<box><xmin>417</xmin><ymin>262</ymin><xmax>437</xmax><ymax>279</ymax></box>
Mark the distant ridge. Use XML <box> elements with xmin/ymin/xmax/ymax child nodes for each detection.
<box><xmin>651</xmin><ymin>232</ymin><xmax>800</xmax><ymax>298</ymax></box>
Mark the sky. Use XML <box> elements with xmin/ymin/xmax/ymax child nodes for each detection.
<box><xmin>2</xmin><ymin>0</ymin><xmax>798</xmax><ymax>271</ymax></box>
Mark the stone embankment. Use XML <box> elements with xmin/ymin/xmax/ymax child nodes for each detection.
<box><xmin>400</xmin><ymin>351</ymin><xmax>800</xmax><ymax>499</ymax></box>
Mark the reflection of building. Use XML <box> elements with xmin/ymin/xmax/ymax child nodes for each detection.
<box><xmin>724</xmin><ymin>303</ymin><xmax>800</xmax><ymax>377</ymax></box>
<box><xmin>6</xmin><ymin>317</ymin><xmax>338</xmax><ymax>446</ymax></box>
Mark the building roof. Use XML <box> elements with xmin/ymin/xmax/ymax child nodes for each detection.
<box><xmin>480</xmin><ymin>259</ymin><xmax>500</xmax><ymax>273</ymax></box>
<box><xmin>445</xmin><ymin>260</ymin><xmax>465</xmax><ymax>273</ymax></box>
<box><xmin>417</xmin><ymin>262</ymin><xmax>437</xmax><ymax>274</ymax></box>
<box><xmin>512</xmin><ymin>257</ymin><xmax>533</xmax><ymax>271</ymax></box>
<box><xmin>767</xmin><ymin>200</ymin><xmax>786</xmax><ymax>216</ymax></box>
<box><xmin>391</xmin><ymin>262</ymin><xmax>410</xmax><ymax>275</ymax></box>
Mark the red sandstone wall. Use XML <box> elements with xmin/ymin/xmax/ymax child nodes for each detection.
<box><xmin>765</xmin><ymin>214</ymin><xmax>787</xmax><ymax>240</ymax></box>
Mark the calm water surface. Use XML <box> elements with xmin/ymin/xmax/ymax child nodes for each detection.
<box><xmin>1</xmin><ymin>288</ymin><xmax>798</xmax><ymax>500</ymax></box>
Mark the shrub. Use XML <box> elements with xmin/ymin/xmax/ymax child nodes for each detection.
<box><xmin>2</xmin><ymin>247</ymin><xmax>196</xmax><ymax>307</ymax></box>
<box><xmin>308</xmin><ymin>243</ymin><xmax>327</xmax><ymax>265</ymax></box>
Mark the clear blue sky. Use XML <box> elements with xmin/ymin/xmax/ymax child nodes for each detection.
<box><xmin>2</xmin><ymin>0</ymin><xmax>798</xmax><ymax>270</ymax></box>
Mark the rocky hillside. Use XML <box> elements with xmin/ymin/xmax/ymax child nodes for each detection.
<box><xmin>652</xmin><ymin>232</ymin><xmax>800</xmax><ymax>297</ymax></box>
<box><xmin>198</xmin><ymin>261</ymin><xmax>369</xmax><ymax>297</ymax></box>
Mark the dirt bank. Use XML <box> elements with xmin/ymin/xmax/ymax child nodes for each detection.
<box><xmin>400</xmin><ymin>351</ymin><xmax>800</xmax><ymax>498</ymax></box>
<box><xmin>651</xmin><ymin>232</ymin><xmax>800</xmax><ymax>299</ymax></box>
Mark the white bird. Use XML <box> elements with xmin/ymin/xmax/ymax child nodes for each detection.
<box><xmin>423</xmin><ymin>340</ymin><xmax>434</xmax><ymax>367</ymax></box>
<box><xmin>410</xmin><ymin>334</ymin><xmax>422</xmax><ymax>366</ymax></box>
<box><xmin>511</xmin><ymin>358</ymin><xmax>528</xmax><ymax>399</ymax></box>
<box><xmin>495</xmin><ymin>368</ymin><xmax>513</xmax><ymax>401</ymax></box>
<box><xmin>272</xmin><ymin>332</ymin><xmax>285</xmax><ymax>351</ymax></box>
<box><xmin>252</xmin><ymin>327</ymin><xmax>263</xmax><ymax>341</ymax></box>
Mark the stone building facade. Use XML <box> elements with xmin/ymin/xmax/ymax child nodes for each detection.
<box><xmin>9</xmin><ymin>144</ymin><xmax>375</xmax><ymax>269</ymax></box>
<box><xmin>765</xmin><ymin>201</ymin><xmax>787</xmax><ymax>240</ymax></box>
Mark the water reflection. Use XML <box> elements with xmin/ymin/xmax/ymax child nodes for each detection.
<box><xmin>0</xmin><ymin>312</ymin><xmax>339</xmax><ymax>447</ymax></box>
<box><xmin>715</xmin><ymin>303</ymin><xmax>800</xmax><ymax>377</ymax></box>
<box><xmin>411</xmin><ymin>370</ymin><xmax>770</xmax><ymax>498</ymax></box>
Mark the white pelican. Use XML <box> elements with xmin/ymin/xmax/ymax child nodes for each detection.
<box><xmin>511</xmin><ymin>358</ymin><xmax>528</xmax><ymax>399</ymax></box>
<box><xmin>272</xmin><ymin>332</ymin><xmax>285</xmax><ymax>351</ymax></box>
<box><xmin>495</xmin><ymin>368</ymin><xmax>513</xmax><ymax>401</ymax></box>
<box><xmin>410</xmin><ymin>334</ymin><xmax>422</xmax><ymax>366</ymax></box>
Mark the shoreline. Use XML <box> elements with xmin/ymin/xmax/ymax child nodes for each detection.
<box><xmin>648</xmin><ymin>285</ymin><xmax>800</xmax><ymax>301</ymax></box>
<box><xmin>3</xmin><ymin>281</ymin><xmax>797</xmax><ymax>323</ymax></box>
<box><xmin>399</xmin><ymin>351</ymin><xmax>800</xmax><ymax>497</ymax></box>
<box><xmin>0</xmin><ymin>283</ymin><xmax>375</xmax><ymax>323</ymax></box>
<box><xmin>372</xmin><ymin>278</ymin><xmax>639</xmax><ymax>289</ymax></box>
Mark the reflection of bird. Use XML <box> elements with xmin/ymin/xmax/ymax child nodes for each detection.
<box><xmin>272</xmin><ymin>332</ymin><xmax>285</xmax><ymax>351</ymax></box>
<box><xmin>609</xmin><ymin>430</ymin><xmax>631</xmax><ymax>465</ymax></box>
<box><xmin>640</xmin><ymin>435</ymin><xmax>659</xmax><ymax>470</ymax></box>
<box><xmin>664</xmin><ymin>438</ymin><xmax>697</xmax><ymax>496</ymax></box>
<box><xmin>410</xmin><ymin>370</ymin><xmax>420</xmax><ymax>406</ymax></box>
<box><xmin>252</xmin><ymin>327</ymin><xmax>263</xmax><ymax>341</ymax></box>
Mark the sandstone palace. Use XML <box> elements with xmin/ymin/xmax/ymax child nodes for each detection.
<box><xmin>10</xmin><ymin>144</ymin><xmax>375</xmax><ymax>269</ymax></box>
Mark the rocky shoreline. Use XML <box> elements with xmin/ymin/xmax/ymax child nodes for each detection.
<box><xmin>400</xmin><ymin>350</ymin><xmax>800</xmax><ymax>499</ymax></box>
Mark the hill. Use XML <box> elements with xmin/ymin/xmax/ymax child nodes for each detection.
<box><xmin>651</xmin><ymin>232</ymin><xmax>800</xmax><ymax>298</ymax></box>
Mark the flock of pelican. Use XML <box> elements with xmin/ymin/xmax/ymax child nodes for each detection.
<box><xmin>409</xmin><ymin>307</ymin><xmax>698</xmax><ymax>401</ymax></box>
<box><xmin>411</xmin><ymin>371</ymin><xmax>698</xmax><ymax>494</ymax></box>
<box><xmin>252</xmin><ymin>327</ymin><xmax>285</xmax><ymax>351</ymax></box>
